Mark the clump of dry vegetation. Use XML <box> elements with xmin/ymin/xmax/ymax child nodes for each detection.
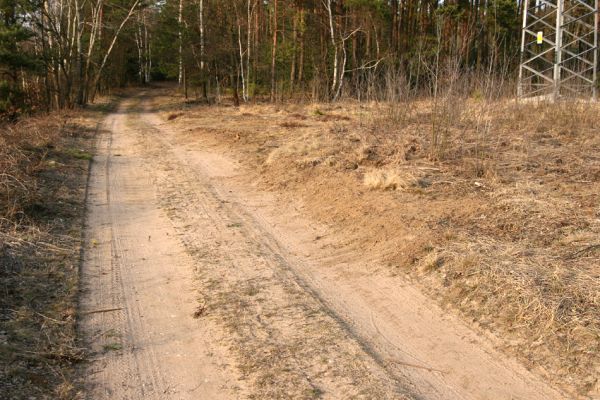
<box><xmin>161</xmin><ymin>90</ymin><xmax>599</xmax><ymax>397</ymax></box>
<box><xmin>363</xmin><ymin>169</ymin><xmax>415</xmax><ymax>191</ymax></box>
<box><xmin>0</xmin><ymin>110</ymin><xmax>99</xmax><ymax>399</ymax></box>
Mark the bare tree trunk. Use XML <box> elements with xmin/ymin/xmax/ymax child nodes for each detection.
<box><xmin>290</xmin><ymin>9</ymin><xmax>297</xmax><ymax>97</ymax></box>
<box><xmin>51</xmin><ymin>3</ymin><xmax>63</xmax><ymax>108</ymax></box>
<box><xmin>270</xmin><ymin>0</ymin><xmax>277</xmax><ymax>102</ymax></box>
<box><xmin>178</xmin><ymin>0</ymin><xmax>183</xmax><ymax>86</ymax></box>
<box><xmin>90</xmin><ymin>0</ymin><xmax>141</xmax><ymax>101</ymax></box>
<box><xmin>75</xmin><ymin>0</ymin><xmax>85</xmax><ymax>105</ymax></box>
<box><xmin>325</xmin><ymin>0</ymin><xmax>338</xmax><ymax>99</ymax></box>
<box><xmin>136</xmin><ymin>14</ymin><xmax>144</xmax><ymax>83</ymax></box>
<box><xmin>198</xmin><ymin>0</ymin><xmax>205</xmax><ymax>71</ymax></box>
<box><xmin>40</xmin><ymin>0</ymin><xmax>53</xmax><ymax>110</ymax></box>
<box><xmin>237</xmin><ymin>21</ymin><xmax>247</xmax><ymax>102</ymax></box>
<box><xmin>82</xmin><ymin>0</ymin><xmax>103</xmax><ymax>103</ymax></box>
<box><xmin>144</xmin><ymin>11</ymin><xmax>151</xmax><ymax>83</ymax></box>
<box><xmin>246</xmin><ymin>0</ymin><xmax>253</xmax><ymax>101</ymax></box>
<box><xmin>334</xmin><ymin>36</ymin><xmax>347</xmax><ymax>100</ymax></box>
<box><xmin>298</xmin><ymin>8</ymin><xmax>304</xmax><ymax>87</ymax></box>
<box><xmin>198</xmin><ymin>0</ymin><xmax>206</xmax><ymax>99</ymax></box>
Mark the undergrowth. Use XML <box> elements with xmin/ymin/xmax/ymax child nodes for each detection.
<box><xmin>0</xmin><ymin>112</ymin><xmax>98</xmax><ymax>399</ymax></box>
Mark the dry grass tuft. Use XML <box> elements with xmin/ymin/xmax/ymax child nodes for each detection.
<box><xmin>363</xmin><ymin>169</ymin><xmax>415</xmax><ymax>191</ymax></box>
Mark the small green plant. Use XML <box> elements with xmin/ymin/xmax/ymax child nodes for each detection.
<box><xmin>65</xmin><ymin>148</ymin><xmax>93</xmax><ymax>160</ymax></box>
<box><xmin>103</xmin><ymin>342</ymin><xmax>123</xmax><ymax>352</ymax></box>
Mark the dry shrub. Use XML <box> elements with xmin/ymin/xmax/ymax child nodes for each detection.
<box><xmin>363</xmin><ymin>169</ymin><xmax>415</xmax><ymax>191</ymax></box>
<box><xmin>0</xmin><ymin>116</ymin><xmax>63</xmax><ymax>220</ymax></box>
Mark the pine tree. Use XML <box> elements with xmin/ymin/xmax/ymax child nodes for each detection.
<box><xmin>0</xmin><ymin>0</ymin><xmax>40</xmax><ymax>113</ymax></box>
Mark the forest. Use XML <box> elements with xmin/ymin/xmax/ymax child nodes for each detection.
<box><xmin>0</xmin><ymin>0</ymin><xmax>521</xmax><ymax>114</ymax></box>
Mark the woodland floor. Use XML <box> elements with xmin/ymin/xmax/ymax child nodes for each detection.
<box><xmin>0</xmin><ymin>103</ymin><xmax>108</xmax><ymax>399</ymax></box>
<box><xmin>76</xmin><ymin>88</ymin><xmax>597</xmax><ymax>400</ymax></box>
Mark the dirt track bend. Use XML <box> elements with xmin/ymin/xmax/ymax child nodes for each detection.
<box><xmin>79</xmin><ymin>93</ymin><xmax>567</xmax><ymax>399</ymax></box>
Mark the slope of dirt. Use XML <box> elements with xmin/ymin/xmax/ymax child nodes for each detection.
<box><xmin>152</xmin><ymin>90</ymin><xmax>598</xmax><ymax>399</ymax></box>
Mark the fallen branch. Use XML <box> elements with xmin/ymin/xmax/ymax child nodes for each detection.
<box><xmin>566</xmin><ymin>244</ymin><xmax>600</xmax><ymax>259</ymax></box>
<box><xmin>82</xmin><ymin>307</ymin><xmax>124</xmax><ymax>315</ymax></box>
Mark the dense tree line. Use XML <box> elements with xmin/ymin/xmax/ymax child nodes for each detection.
<box><xmin>0</xmin><ymin>0</ymin><xmax>521</xmax><ymax>114</ymax></box>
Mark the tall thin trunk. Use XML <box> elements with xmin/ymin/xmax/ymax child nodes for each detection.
<box><xmin>326</xmin><ymin>0</ymin><xmax>338</xmax><ymax>98</ymax></box>
<box><xmin>83</xmin><ymin>0</ymin><xmax>102</xmax><ymax>103</ymax></box>
<box><xmin>334</xmin><ymin>36</ymin><xmax>347</xmax><ymax>100</ymax></box>
<box><xmin>198</xmin><ymin>0</ymin><xmax>204</xmax><ymax>71</ymax></box>
<box><xmin>178</xmin><ymin>0</ymin><xmax>183</xmax><ymax>86</ymax></box>
<box><xmin>270</xmin><ymin>0</ymin><xmax>277</xmax><ymax>102</ymax></box>
<box><xmin>298</xmin><ymin>8</ymin><xmax>304</xmax><ymax>86</ymax></box>
<box><xmin>40</xmin><ymin>0</ymin><xmax>52</xmax><ymax>110</ymax></box>
<box><xmin>246</xmin><ymin>0</ymin><xmax>252</xmax><ymax>100</ymax></box>
<box><xmin>144</xmin><ymin>11</ymin><xmax>151</xmax><ymax>83</ymax></box>
<box><xmin>136</xmin><ymin>15</ymin><xmax>144</xmax><ymax>83</ymax></box>
<box><xmin>237</xmin><ymin>21</ymin><xmax>247</xmax><ymax>102</ymax></box>
<box><xmin>75</xmin><ymin>0</ymin><xmax>85</xmax><ymax>105</ymax></box>
<box><xmin>290</xmin><ymin>9</ymin><xmax>297</xmax><ymax>97</ymax></box>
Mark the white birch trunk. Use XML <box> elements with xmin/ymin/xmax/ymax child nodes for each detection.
<box><xmin>325</xmin><ymin>0</ymin><xmax>338</xmax><ymax>98</ymax></box>
<box><xmin>238</xmin><ymin>22</ymin><xmax>247</xmax><ymax>102</ymax></box>
<box><xmin>90</xmin><ymin>0</ymin><xmax>141</xmax><ymax>100</ymax></box>
<box><xmin>199</xmin><ymin>0</ymin><xmax>204</xmax><ymax>71</ymax></box>
<box><xmin>178</xmin><ymin>0</ymin><xmax>183</xmax><ymax>85</ymax></box>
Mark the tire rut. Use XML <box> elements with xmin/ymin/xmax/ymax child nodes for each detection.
<box><xmin>129</xmin><ymin>96</ymin><xmax>410</xmax><ymax>399</ymax></box>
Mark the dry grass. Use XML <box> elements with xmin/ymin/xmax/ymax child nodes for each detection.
<box><xmin>0</xmin><ymin>107</ymin><xmax>103</xmax><ymax>399</ymax></box>
<box><xmin>280</xmin><ymin>121</ymin><xmax>308</xmax><ymax>128</ymax></box>
<box><xmin>363</xmin><ymin>169</ymin><xmax>415</xmax><ymax>191</ymax></box>
<box><xmin>366</xmin><ymin>100</ymin><xmax>600</xmax><ymax>396</ymax></box>
<box><xmin>373</xmin><ymin>100</ymin><xmax>598</xmax><ymax>397</ymax></box>
<box><xmin>155</xmin><ymin>89</ymin><xmax>599</xmax><ymax>397</ymax></box>
<box><xmin>264</xmin><ymin>132</ymin><xmax>335</xmax><ymax>168</ymax></box>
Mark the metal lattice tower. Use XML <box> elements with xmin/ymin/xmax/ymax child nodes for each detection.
<box><xmin>518</xmin><ymin>0</ymin><xmax>599</xmax><ymax>100</ymax></box>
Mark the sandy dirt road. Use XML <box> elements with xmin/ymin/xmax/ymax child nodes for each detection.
<box><xmin>79</xmin><ymin>93</ymin><xmax>568</xmax><ymax>399</ymax></box>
